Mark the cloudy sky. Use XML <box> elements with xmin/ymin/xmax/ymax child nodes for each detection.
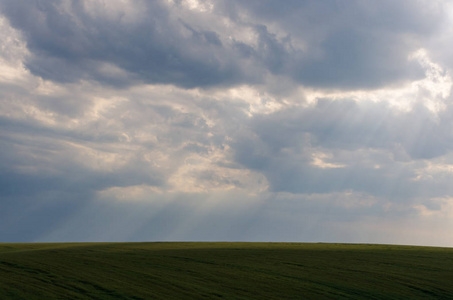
<box><xmin>1</xmin><ymin>0</ymin><xmax>453</xmax><ymax>246</ymax></box>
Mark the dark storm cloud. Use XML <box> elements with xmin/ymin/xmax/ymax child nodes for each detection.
<box><xmin>0</xmin><ymin>0</ymin><xmax>446</xmax><ymax>89</ymax></box>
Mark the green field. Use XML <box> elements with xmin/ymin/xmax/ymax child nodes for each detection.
<box><xmin>1</xmin><ymin>242</ymin><xmax>453</xmax><ymax>299</ymax></box>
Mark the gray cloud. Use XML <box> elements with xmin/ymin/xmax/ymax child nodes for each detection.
<box><xmin>1</xmin><ymin>1</ymin><xmax>453</xmax><ymax>246</ymax></box>
<box><xmin>232</xmin><ymin>98</ymin><xmax>453</xmax><ymax>197</ymax></box>
<box><xmin>0</xmin><ymin>1</ymin><xmax>249</xmax><ymax>88</ymax></box>
<box><xmin>1</xmin><ymin>0</ymin><xmax>447</xmax><ymax>89</ymax></box>
<box><xmin>228</xmin><ymin>0</ymin><xmax>445</xmax><ymax>87</ymax></box>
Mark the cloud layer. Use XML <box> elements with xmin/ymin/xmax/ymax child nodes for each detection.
<box><xmin>1</xmin><ymin>0</ymin><xmax>453</xmax><ymax>246</ymax></box>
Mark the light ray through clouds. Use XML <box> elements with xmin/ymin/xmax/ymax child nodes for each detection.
<box><xmin>1</xmin><ymin>0</ymin><xmax>453</xmax><ymax>246</ymax></box>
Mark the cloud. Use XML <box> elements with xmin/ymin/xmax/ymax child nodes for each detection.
<box><xmin>232</xmin><ymin>97</ymin><xmax>453</xmax><ymax>196</ymax></box>
<box><xmin>1</xmin><ymin>1</ymin><xmax>453</xmax><ymax>246</ymax></box>
<box><xmin>1</xmin><ymin>0</ymin><xmax>448</xmax><ymax>90</ymax></box>
<box><xmin>0</xmin><ymin>0</ymin><xmax>254</xmax><ymax>88</ymax></box>
<box><xmin>229</xmin><ymin>0</ymin><xmax>448</xmax><ymax>88</ymax></box>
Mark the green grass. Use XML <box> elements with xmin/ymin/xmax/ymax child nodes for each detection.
<box><xmin>1</xmin><ymin>242</ymin><xmax>453</xmax><ymax>299</ymax></box>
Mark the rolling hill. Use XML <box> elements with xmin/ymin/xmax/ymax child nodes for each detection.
<box><xmin>1</xmin><ymin>242</ymin><xmax>452</xmax><ymax>299</ymax></box>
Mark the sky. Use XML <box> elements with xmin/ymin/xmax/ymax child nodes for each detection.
<box><xmin>1</xmin><ymin>0</ymin><xmax>453</xmax><ymax>246</ymax></box>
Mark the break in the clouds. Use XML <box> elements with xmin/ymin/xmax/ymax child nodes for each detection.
<box><xmin>1</xmin><ymin>0</ymin><xmax>453</xmax><ymax>246</ymax></box>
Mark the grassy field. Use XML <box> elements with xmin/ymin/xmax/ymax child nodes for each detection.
<box><xmin>0</xmin><ymin>242</ymin><xmax>453</xmax><ymax>299</ymax></box>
